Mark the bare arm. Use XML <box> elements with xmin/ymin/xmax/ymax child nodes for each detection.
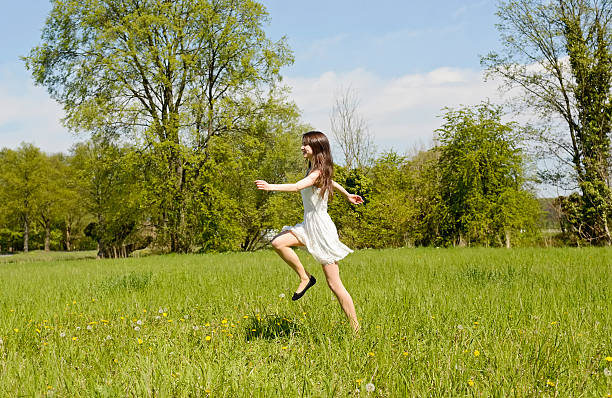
<box><xmin>255</xmin><ymin>171</ymin><xmax>320</xmax><ymax>192</ymax></box>
<box><xmin>332</xmin><ymin>180</ymin><xmax>350</xmax><ymax>198</ymax></box>
<box><xmin>333</xmin><ymin>180</ymin><xmax>364</xmax><ymax>204</ymax></box>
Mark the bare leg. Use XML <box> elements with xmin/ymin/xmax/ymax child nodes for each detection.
<box><xmin>322</xmin><ymin>262</ymin><xmax>359</xmax><ymax>333</ymax></box>
<box><xmin>271</xmin><ymin>232</ymin><xmax>311</xmax><ymax>292</ymax></box>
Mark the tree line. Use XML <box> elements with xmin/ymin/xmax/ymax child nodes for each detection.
<box><xmin>0</xmin><ymin>102</ymin><xmax>543</xmax><ymax>255</ymax></box>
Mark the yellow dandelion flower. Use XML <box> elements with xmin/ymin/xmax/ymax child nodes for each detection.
<box><xmin>168</xmin><ymin>319</ymin><xmax>173</xmax><ymax>323</ymax></box>
<box><xmin>113</xmin><ymin>359</ymin><xmax>118</xmax><ymax>363</ymax></box>
<box><xmin>72</xmin><ymin>300</ymin><xmax>76</xmax><ymax>304</ymax></box>
<box><xmin>606</xmin><ymin>356</ymin><xmax>612</xmax><ymax>362</ymax></box>
<box><xmin>163</xmin><ymin>313</ymin><xmax>168</xmax><ymax>317</ymax></box>
<box><xmin>403</xmin><ymin>351</ymin><xmax>409</xmax><ymax>356</ymax></box>
<box><xmin>205</xmin><ymin>323</ymin><xmax>210</xmax><ymax>327</ymax></box>
<box><xmin>36</xmin><ymin>329</ymin><xmax>41</xmax><ymax>334</ymax></box>
<box><xmin>474</xmin><ymin>350</ymin><xmax>480</xmax><ymax>357</ymax></box>
<box><xmin>91</xmin><ymin>298</ymin><xmax>96</xmax><ymax>302</ymax></box>
<box><xmin>42</xmin><ymin>342</ymin><xmax>48</xmax><ymax>346</ymax></box>
<box><xmin>356</xmin><ymin>379</ymin><xmax>362</xmax><ymax>385</ymax></box>
<box><xmin>120</xmin><ymin>316</ymin><xmax>125</xmax><ymax>320</ymax></box>
<box><xmin>468</xmin><ymin>379</ymin><xmax>474</xmax><ymax>386</ymax></box>
<box><xmin>546</xmin><ymin>380</ymin><xmax>555</xmax><ymax>387</ymax></box>
<box><xmin>251</xmin><ymin>329</ymin><xmax>256</xmax><ymax>332</ymax></box>
<box><xmin>101</xmin><ymin>319</ymin><xmax>109</xmax><ymax>323</ymax></box>
<box><xmin>221</xmin><ymin>319</ymin><xmax>228</xmax><ymax>324</ymax></box>
<box><xmin>243</xmin><ymin>315</ymin><xmax>249</xmax><ymax>319</ymax></box>
<box><xmin>137</xmin><ymin>338</ymin><xmax>143</xmax><ymax>344</ymax></box>
<box><xmin>143</xmin><ymin>309</ymin><xmax>147</xmax><ymax>313</ymax></box>
<box><xmin>550</xmin><ymin>321</ymin><xmax>558</xmax><ymax>325</ymax></box>
<box><xmin>205</xmin><ymin>389</ymin><xmax>211</xmax><ymax>394</ymax></box>
<box><xmin>180</xmin><ymin>319</ymin><xmax>185</xmax><ymax>322</ymax></box>
<box><xmin>282</xmin><ymin>346</ymin><xmax>288</xmax><ymax>350</ymax></box>
<box><xmin>72</xmin><ymin>337</ymin><xmax>78</xmax><ymax>341</ymax></box>
<box><xmin>368</xmin><ymin>352</ymin><xmax>375</xmax><ymax>357</ymax></box>
<box><xmin>47</xmin><ymin>385</ymin><xmax>52</xmax><ymax>390</ymax></box>
<box><xmin>473</xmin><ymin>321</ymin><xmax>479</xmax><ymax>325</ymax></box>
<box><xmin>205</xmin><ymin>336</ymin><xmax>211</xmax><ymax>341</ymax></box>
<box><xmin>14</xmin><ymin>328</ymin><xmax>19</xmax><ymax>333</ymax></box>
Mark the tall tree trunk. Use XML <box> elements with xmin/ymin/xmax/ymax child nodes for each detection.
<box><xmin>44</xmin><ymin>219</ymin><xmax>51</xmax><ymax>251</ymax></box>
<box><xmin>23</xmin><ymin>212</ymin><xmax>29</xmax><ymax>253</ymax></box>
<box><xmin>65</xmin><ymin>224</ymin><xmax>71</xmax><ymax>251</ymax></box>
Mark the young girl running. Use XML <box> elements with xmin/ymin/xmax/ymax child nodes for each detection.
<box><xmin>255</xmin><ymin>131</ymin><xmax>363</xmax><ymax>332</ymax></box>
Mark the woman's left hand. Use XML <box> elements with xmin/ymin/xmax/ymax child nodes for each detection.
<box><xmin>255</xmin><ymin>180</ymin><xmax>271</xmax><ymax>191</ymax></box>
<box><xmin>348</xmin><ymin>194</ymin><xmax>364</xmax><ymax>204</ymax></box>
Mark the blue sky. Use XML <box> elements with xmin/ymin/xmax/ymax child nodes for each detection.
<box><xmin>0</xmin><ymin>0</ymin><xmax>504</xmax><ymax>155</ymax></box>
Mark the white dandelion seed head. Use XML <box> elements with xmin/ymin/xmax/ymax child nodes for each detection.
<box><xmin>279</xmin><ymin>293</ymin><xmax>285</xmax><ymax>298</ymax></box>
<box><xmin>136</xmin><ymin>320</ymin><xmax>143</xmax><ymax>325</ymax></box>
<box><xmin>164</xmin><ymin>308</ymin><xmax>168</xmax><ymax>312</ymax></box>
<box><xmin>134</xmin><ymin>326</ymin><xmax>141</xmax><ymax>331</ymax></box>
<box><xmin>59</xmin><ymin>332</ymin><xmax>66</xmax><ymax>338</ymax></box>
<box><xmin>86</xmin><ymin>325</ymin><xmax>93</xmax><ymax>330</ymax></box>
<box><xmin>355</xmin><ymin>389</ymin><xmax>360</xmax><ymax>394</ymax></box>
<box><xmin>155</xmin><ymin>316</ymin><xmax>161</xmax><ymax>320</ymax></box>
<box><xmin>75</xmin><ymin>327</ymin><xmax>81</xmax><ymax>331</ymax></box>
<box><xmin>365</xmin><ymin>383</ymin><xmax>375</xmax><ymax>392</ymax></box>
<box><xmin>184</xmin><ymin>315</ymin><xmax>189</xmax><ymax>319</ymax></box>
<box><xmin>192</xmin><ymin>326</ymin><xmax>199</xmax><ymax>331</ymax></box>
<box><xmin>457</xmin><ymin>324</ymin><xmax>464</xmax><ymax>330</ymax></box>
<box><xmin>158</xmin><ymin>308</ymin><xmax>164</xmax><ymax>314</ymax></box>
<box><xmin>105</xmin><ymin>335</ymin><xmax>112</xmax><ymax>340</ymax></box>
<box><xmin>604</xmin><ymin>368</ymin><xmax>612</xmax><ymax>377</ymax></box>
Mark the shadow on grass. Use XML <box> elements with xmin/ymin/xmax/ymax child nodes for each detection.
<box><xmin>245</xmin><ymin>315</ymin><xmax>299</xmax><ymax>341</ymax></box>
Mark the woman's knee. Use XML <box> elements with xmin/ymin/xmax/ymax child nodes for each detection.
<box><xmin>271</xmin><ymin>238</ymin><xmax>283</xmax><ymax>250</ymax></box>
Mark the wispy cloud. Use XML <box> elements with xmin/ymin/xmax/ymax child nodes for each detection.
<box><xmin>453</xmin><ymin>0</ymin><xmax>489</xmax><ymax>19</ymax></box>
<box><xmin>285</xmin><ymin>66</ymin><xmax>505</xmax><ymax>153</ymax></box>
<box><xmin>0</xmin><ymin>64</ymin><xmax>78</xmax><ymax>153</ymax></box>
<box><xmin>299</xmin><ymin>33</ymin><xmax>350</xmax><ymax>60</ymax></box>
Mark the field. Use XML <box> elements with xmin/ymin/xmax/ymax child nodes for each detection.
<box><xmin>0</xmin><ymin>247</ymin><xmax>611</xmax><ymax>397</ymax></box>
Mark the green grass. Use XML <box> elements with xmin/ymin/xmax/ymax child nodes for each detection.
<box><xmin>0</xmin><ymin>247</ymin><xmax>611</xmax><ymax>397</ymax></box>
<box><xmin>0</xmin><ymin>250</ymin><xmax>97</xmax><ymax>264</ymax></box>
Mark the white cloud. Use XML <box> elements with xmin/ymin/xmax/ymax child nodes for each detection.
<box><xmin>0</xmin><ymin>65</ymin><xmax>81</xmax><ymax>153</ymax></box>
<box><xmin>285</xmin><ymin>66</ymin><xmax>504</xmax><ymax>154</ymax></box>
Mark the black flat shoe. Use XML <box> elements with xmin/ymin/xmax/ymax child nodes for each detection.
<box><xmin>292</xmin><ymin>275</ymin><xmax>316</xmax><ymax>301</ymax></box>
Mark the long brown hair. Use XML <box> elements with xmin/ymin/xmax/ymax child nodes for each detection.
<box><xmin>303</xmin><ymin>131</ymin><xmax>334</xmax><ymax>199</ymax></box>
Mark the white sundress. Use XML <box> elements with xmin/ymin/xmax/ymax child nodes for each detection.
<box><xmin>282</xmin><ymin>185</ymin><xmax>353</xmax><ymax>265</ymax></box>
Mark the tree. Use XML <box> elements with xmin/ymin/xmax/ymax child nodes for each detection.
<box><xmin>330</xmin><ymin>87</ymin><xmax>376</xmax><ymax>169</ymax></box>
<box><xmin>435</xmin><ymin>103</ymin><xmax>540</xmax><ymax>247</ymax></box>
<box><xmin>24</xmin><ymin>0</ymin><xmax>293</xmax><ymax>252</ymax></box>
<box><xmin>37</xmin><ymin>154</ymin><xmax>66</xmax><ymax>251</ymax></box>
<box><xmin>0</xmin><ymin>144</ymin><xmax>45</xmax><ymax>252</ymax></box>
<box><xmin>71</xmin><ymin>139</ymin><xmax>145</xmax><ymax>258</ymax></box>
<box><xmin>482</xmin><ymin>0</ymin><xmax>612</xmax><ymax>244</ymax></box>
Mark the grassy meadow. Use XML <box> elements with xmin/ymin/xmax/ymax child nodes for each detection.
<box><xmin>0</xmin><ymin>247</ymin><xmax>611</xmax><ymax>397</ymax></box>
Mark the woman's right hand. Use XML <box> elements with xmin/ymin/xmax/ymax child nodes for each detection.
<box><xmin>347</xmin><ymin>194</ymin><xmax>364</xmax><ymax>204</ymax></box>
<box><xmin>254</xmin><ymin>180</ymin><xmax>271</xmax><ymax>191</ymax></box>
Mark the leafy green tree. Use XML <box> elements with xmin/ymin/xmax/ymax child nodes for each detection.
<box><xmin>190</xmin><ymin>105</ymin><xmax>308</xmax><ymax>252</ymax></box>
<box><xmin>71</xmin><ymin>139</ymin><xmax>145</xmax><ymax>257</ymax></box>
<box><xmin>482</xmin><ymin>0</ymin><xmax>612</xmax><ymax>244</ymax></box>
<box><xmin>25</xmin><ymin>0</ymin><xmax>293</xmax><ymax>252</ymax></box>
<box><xmin>435</xmin><ymin>103</ymin><xmax>540</xmax><ymax>247</ymax></box>
<box><xmin>404</xmin><ymin>148</ymin><xmax>444</xmax><ymax>246</ymax></box>
<box><xmin>0</xmin><ymin>144</ymin><xmax>46</xmax><ymax>252</ymax></box>
<box><xmin>36</xmin><ymin>153</ymin><xmax>67</xmax><ymax>251</ymax></box>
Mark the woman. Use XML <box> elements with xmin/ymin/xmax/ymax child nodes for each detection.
<box><xmin>255</xmin><ymin>131</ymin><xmax>363</xmax><ymax>332</ymax></box>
